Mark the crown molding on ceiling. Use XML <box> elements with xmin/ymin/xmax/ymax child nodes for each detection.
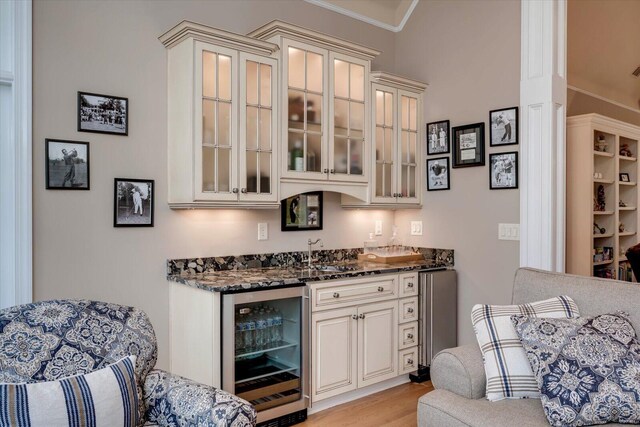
<box><xmin>303</xmin><ymin>0</ymin><xmax>419</xmax><ymax>33</ymax></box>
<box><xmin>568</xmin><ymin>85</ymin><xmax>640</xmax><ymax>115</ymax></box>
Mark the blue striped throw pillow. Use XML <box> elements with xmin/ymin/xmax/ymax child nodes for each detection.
<box><xmin>0</xmin><ymin>356</ymin><xmax>139</xmax><ymax>427</ymax></box>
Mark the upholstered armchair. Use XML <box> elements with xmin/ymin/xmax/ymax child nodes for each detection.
<box><xmin>0</xmin><ymin>299</ymin><xmax>256</xmax><ymax>426</ymax></box>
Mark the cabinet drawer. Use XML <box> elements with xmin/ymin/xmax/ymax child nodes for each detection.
<box><xmin>399</xmin><ymin>347</ymin><xmax>418</xmax><ymax>374</ymax></box>
<box><xmin>398</xmin><ymin>321</ymin><xmax>418</xmax><ymax>350</ymax></box>
<box><xmin>312</xmin><ymin>276</ymin><xmax>398</xmax><ymax>311</ymax></box>
<box><xmin>398</xmin><ymin>297</ymin><xmax>419</xmax><ymax>324</ymax></box>
<box><xmin>399</xmin><ymin>272</ymin><xmax>418</xmax><ymax>298</ymax></box>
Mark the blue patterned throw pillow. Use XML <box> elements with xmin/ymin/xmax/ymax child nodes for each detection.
<box><xmin>0</xmin><ymin>355</ymin><xmax>139</xmax><ymax>426</ymax></box>
<box><xmin>511</xmin><ymin>312</ymin><xmax>640</xmax><ymax>426</ymax></box>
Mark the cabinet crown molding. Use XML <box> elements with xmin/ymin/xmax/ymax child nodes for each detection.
<box><xmin>159</xmin><ymin>20</ymin><xmax>279</xmax><ymax>56</ymax></box>
<box><xmin>370</xmin><ymin>71</ymin><xmax>427</xmax><ymax>92</ymax></box>
<box><xmin>567</xmin><ymin>113</ymin><xmax>640</xmax><ymax>135</ymax></box>
<box><xmin>248</xmin><ymin>20</ymin><xmax>381</xmax><ymax>61</ymax></box>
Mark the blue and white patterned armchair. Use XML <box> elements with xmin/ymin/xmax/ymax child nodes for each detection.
<box><xmin>0</xmin><ymin>299</ymin><xmax>256</xmax><ymax>426</ymax></box>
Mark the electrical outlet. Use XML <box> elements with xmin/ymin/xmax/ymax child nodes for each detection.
<box><xmin>258</xmin><ymin>223</ymin><xmax>268</xmax><ymax>241</ymax></box>
<box><xmin>374</xmin><ymin>220</ymin><xmax>383</xmax><ymax>236</ymax></box>
<box><xmin>498</xmin><ymin>223</ymin><xmax>520</xmax><ymax>241</ymax></box>
<box><xmin>410</xmin><ymin>221</ymin><xmax>423</xmax><ymax>236</ymax></box>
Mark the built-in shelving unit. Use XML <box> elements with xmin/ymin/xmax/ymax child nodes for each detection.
<box><xmin>567</xmin><ymin>114</ymin><xmax>640</xmax><ymax>282</ymax></box>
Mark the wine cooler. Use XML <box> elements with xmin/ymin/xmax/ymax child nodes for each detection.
<box><xmin>222</xmin><ymin>285</ymin><xmax>309</xmax><ymax>426</ymax></box>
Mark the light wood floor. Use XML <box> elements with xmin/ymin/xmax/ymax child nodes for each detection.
<box><xmin>299</xmin><ymin>381</ymin><xmax>434</xmax><ymax>427</ymax></box>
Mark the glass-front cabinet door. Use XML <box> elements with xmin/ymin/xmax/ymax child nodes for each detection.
<box><xmin>329</xmin><ymin>53</ymin><xmax>368</xmax><ymax>183</ymax></box>
<box><xmin>194</xmin><ymin>42</ymin><xmax>238</xmax><ymax>201</ymax></box>
<box><xmin>398</xmin><ymin>90</ymin><xmax>420</xmax><ymax>203</ymax></box>
<box><xmin>372</xmin><ymin>84</ymin><xmax>397</xmax><ymax>203</ymax></box>
<box><xmin>239</xmin><ymin>53</ymin><xmax>278</xmax><ymax>202</ymax></box>
<box><xmin>283</xmin><ymin>40</ymin><xmax>328</xmax><ymax>180</ymax></box>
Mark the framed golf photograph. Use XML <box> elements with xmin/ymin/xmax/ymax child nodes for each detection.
<box><xmin>114</xmin><ymin>178</ymin><xmax>154</xmax><ymax>227</ymax></box>
<box><xmin>489</xmin><ymin>152</ymin><xmax>518</xmax><ymax>190</ymax></box>
<box><xmin>281</xmin><ymin>192</ymin><xmax>323</xmax><ymax>231</ymax></box>
<box><xmin>452</xmin><ymin>122</ymin><xmax>485</xmax><ymax>168</ymax></box>
<box><xmin>427</xmin><ymin>120</ymin><xmax>450</xmax><ymax>155</ymax></box>
<box><xmin>45</xmin><ymin>139</ymin><xmax>90</xmax><ymax>190</ymax></box>
<box><xmin>78</xmin><ymin>91</ymin><xmax>128</xmax><ymax>136</ymax></box>
<box><xmin>427</xmin><ymin>157</ymin><xmax>450</xmax><ymax>191</ymax></box>
<box><xmin>489</xmin><ymin>107</ymin><xmax>518</xmax><ymax>147</ymax></box>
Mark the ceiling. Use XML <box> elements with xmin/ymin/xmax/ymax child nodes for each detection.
<box><xmin>304</xmin><ymin>0</ymin><xmax>419</xmax><ymax>32</ymax></box>
<box><xmin>568</xmin><ymin>0</ymin><xmax>640</xmax><ymax>110</ymax></box>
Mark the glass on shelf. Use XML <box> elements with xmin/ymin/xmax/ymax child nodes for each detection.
<box><xmin>287</xmin><ymin>90</ymin><xmax>305</xmax><ymax>130</ymax></box>
<box><xmin>334</xmin><ymin>99</ymin><xmax>348</xmax><ymax>134</ymax></box>
<box><xmin>307</xmin><ymin>134</ymin><xmax>322</xmax><ymax>172</ymax></box>
<box><xmin>288</xmin><ymin>132</ymin><xmax>304</xmax><ymax>172</ymax></box>
<box><xmin>306</xmin><ymin>93</ymin><xmax>322</xmax><ymax>132</ymax></box>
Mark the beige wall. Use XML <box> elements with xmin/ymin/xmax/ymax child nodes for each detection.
<box><xmin>392</xmin><ymin>0</ymin><xmax>521</xmax><ymax>345</ymax></box>
<box><xmin>568</xmin><ymin>89</ymin><xmax>640</xmax><ymax>127</ymax></box>
<box><xmin>32</xmin><ymin>0</ymin><xmax>398</xmax><ymax>369</ymax></box>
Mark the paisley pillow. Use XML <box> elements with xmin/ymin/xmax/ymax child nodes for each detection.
<box><xmin>511</xmin><ymin>312</ymin><xmax>640</xmax><ymax>427</ymax></box>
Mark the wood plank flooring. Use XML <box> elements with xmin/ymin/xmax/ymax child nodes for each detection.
<box><xmin>300</xmin><ymin>381</ymin><xmax>434</xmax><ymax>427</ymax></box>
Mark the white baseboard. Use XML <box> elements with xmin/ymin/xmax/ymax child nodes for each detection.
<box><xmin>308</xmin><ymin>375</ymin><xmax>411</xmax><ymax>415</ymax></box>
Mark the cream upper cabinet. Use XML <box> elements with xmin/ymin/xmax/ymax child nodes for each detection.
<box><xmin>160</xmin><ymin>21</ymin><xmax>279</xmax><ymax>208</ymax></box>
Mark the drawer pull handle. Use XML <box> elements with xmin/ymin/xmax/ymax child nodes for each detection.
<box><xmin>377</xmin><ymin>286</ymin><xmax>384</xmax><ymax>292</ymax></box>
<box><xmin>407</xmin><ymin>282</ymin><xmax>414</xmax><ymax>288</ymax></box>
<box><xmin>359</xmin><ymin>314</ymin><xmax>365</xmax><ymax>319</ymax></box>
<box><xmin>407</xmin><ymin>307</ymin><xmax>414</xmax><ymax>313</ymax></box>
<box><xmin>407</xmin><ymin>333</ymin><xmax>414</xmax><ymax>340</ymax></box>
<box><xmin>407</xmin><ymin>358</ymin><xmax>414</xmax><ymax>365</ymax></box>
<box><xmin>333</xmin><ymin>292</ymin><xmax>340</xmax><ymax>298</ymax></box>
<box><xmin>352</xmin><ymin>314</ymin><xmax>358</xmax><ymax>320</ymax></box>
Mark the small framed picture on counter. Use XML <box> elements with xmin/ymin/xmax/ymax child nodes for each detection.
<box><xmin>114</xmin><ymin>178</ymin><xmax>154</xmax><ymax>227</ymax></box>
<box><xmin>452</xmin><ymin>122</ymin><xmax>485</xmax><ymax>168</ymax></box>
<box><xmin>281</xmin><ymin>192</ymin><xmax>323</xmax><ymax>231</ymax></box>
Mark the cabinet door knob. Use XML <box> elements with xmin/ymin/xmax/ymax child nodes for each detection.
<box><xmin>359</xmin><ymin>313</ymin><xmax>365</xmax><ymax>319</ymax></box>
<box><xmin>407</xmin><ymin>358</ymin><xmax>414</xmax><ymax>365</ymax></box>
<box><xmin>377</xmin><ymin>286</ymin><xmax>384</xmax><ymax>292</ymax></box>
<box><xmin>407</xmin><ymin>333</ymin><xmax>414</xmax><ymax>340</ymax></box>
<box><xmin>352</xmin><ymin>314</ymin><xmax>358</xmax><ymax>320</ymax></box>
<box><xmin>241</xmin><ymin>188</ymin><xmax>247</xmax><ymax>194</ymax></box>
<box><xmin>333</xmin><ymin>292</ymin><xmax>340</xmax><ymax>298</ymax></box>
<box><xmin>407</xmin><ymin>307</ymin><xmax>414</xmax><ymax>313</ymax></box>
<box><xmin>232</xmin><ymin>188</ymin><xmax>239</xmax><ymax>194</ymax></box>
<box><xmin>407</xmin><ymin>282</ymin><xmax>414</xmax><ymax>288</ymax></box>
<box><xmin>330</xmin><ymin>169</ymin><xmax>335</xmax><ymax>174</ymax></box>
<box><xmin>398</xmin><ymin>193</ymin><xmax>404</xmax><ymax>198</ymax></box>
<box><xmin>323</xmin><ymin>168</ymin><xmax>329</xmax><ymax>173</ymax></box>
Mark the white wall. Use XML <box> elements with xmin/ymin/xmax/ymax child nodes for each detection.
<box><xmin>32</xmin><ymin>0</ymin><xmax>398</xmax><ymax>369</ymax></box>
<box><xmin>392</xmin><ymin>0</ymin><xmax>521</xmax><ymax>345</ymax></box>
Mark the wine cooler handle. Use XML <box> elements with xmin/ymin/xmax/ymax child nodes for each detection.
<box><xmin>333</xmin><ymin>292</ymin><xmax>340</xmax><ymax>298</ymax></box>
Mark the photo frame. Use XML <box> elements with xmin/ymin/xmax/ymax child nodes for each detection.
<box><xmin>78</xmin><ymin>91</ymin><xmax>128</xmax><ymax>136</ymax></box>
<box><xmin>281</xmin><ymin>192</ymin><xmax>323</xmax><ymax>231</ymax></box>
<box><xmin>114</xmin><ymin>178</ymin><xmax>154</xmax><ymax>227</ymax></box>
<box><xmin>427</xmin><ymin>157</ymin><xmax>450</xmax><ymax>191</ymax></box>
<box><xmin>489</xmin><ymin>152</ymin><xmax>518</xmax><ymax>190</ymax></box>
<box><xmin>489</xmin><ymin>107</ymin><xmax>518</xmax><ymax>147</ymax></box>
<box><xmin>620</xmin><ymin>173</ymin><xmax>630</xmax><ymax>182</ymax></box>
<box><xmin>452</xmin><ymin>122</ymin><xmax>485</xmax><ymax>168</ymax></box>
<box><xmin>45</xmin><ymin>139</ymin><xmax>90</xmax><ymax>190</ymax></box>
<box><xmin>426</xmin><ymin>120</ymin><xmax>450</xmax><ymax>155</ymax></box>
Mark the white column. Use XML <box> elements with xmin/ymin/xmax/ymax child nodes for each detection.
<box><xmin>519</xmin><ymin>0</ymin><xmax>567</xmax><ymax>272</ymax></box>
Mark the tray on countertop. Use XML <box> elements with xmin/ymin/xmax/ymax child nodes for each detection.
<box><xmin>357</xmin><ymin>252</ymin><xmax>424</xmax><ymax>264</ymax></box>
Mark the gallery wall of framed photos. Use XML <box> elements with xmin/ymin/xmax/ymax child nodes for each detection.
<box><xmin>425</xmin><ymin>106</ymin><xmax>519</xmax><ymax>192</ymax></box>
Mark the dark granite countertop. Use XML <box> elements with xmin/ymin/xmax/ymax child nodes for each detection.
<box><xmin>167</xmin><ymin>259</ymin><xmax>451</xmax><ymax>293</ymax></box>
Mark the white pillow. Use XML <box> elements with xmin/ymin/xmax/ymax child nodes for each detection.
<box><xmin>0</xmin><ymin>355</ymin><xmax>139</xmax><ymax>426</ymax></box>
<box><xmin>471</xmin><ymin>296</ymin><xmax>579</xmax><ymax>401</ymax></box>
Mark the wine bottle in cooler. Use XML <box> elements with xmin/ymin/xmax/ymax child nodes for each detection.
<box><xmin>244</xmin><ymin>309</ymin><xmax>255</xmax><ymax>352</ymax></box>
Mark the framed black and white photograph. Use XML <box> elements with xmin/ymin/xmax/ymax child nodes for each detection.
<box><xmin>620</xmin><ymin>173</ymin><xmax>630</xmax><ymax>182</ymax></box>
<box><xmin>489</xmin><ymin>107</ymin><xmax>518</xmax><ymax>147</ymax></box>
<box><xmin>281</xmin><ymin>192</ymin><xmax>323</xmax><ymax>231</ymax></box>
<box><xmin>427</xmin><ymin>120</ymin><xmax>450</xmax><ymax>155</ymax></box>
<box><xmin>114</xmin><ymin>178</ymin><xmax>154</xmax><ymax>227</ymax></box>
<box><xmin>427</xmin><ymin>157</ymin><xmax>450</xmax><ymax>191</ymax></box>
<box><xmin>452</xmin><ymin>122</ymin><xmax>485</xmax><ymax>168</ymax></box>
<box><xmin>490</xmin><ymin>152</ymin><xmax>518</xmax><ymax>190</ymax></box>
<box><xmin>45</xmin><ymin>139</ymin><xmax>90</xmax><ymax>190</ymax></box>
<box><xmin>78</xmin><ymin>91</ymin><xmax>128</xmax><ymax>136</ymax></box>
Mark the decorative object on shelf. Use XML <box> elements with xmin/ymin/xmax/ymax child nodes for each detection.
<box><xmin>620</xmin><ymin>200</ymin><xmax>627</xmax><ymax>208</ymax></box>
<box><xmin>593</xmin><ymin>222</ymin><xmax>606</xmax><ymax>234</ymax></box>
<box><xmin>452</xmin><ymin>122</ymin><xmax>485</xmax><ymax>168</ymax></box>
<box><xmin>620</xmin><ymin>173</ymin><xmax>630</xmax><ymax>182</ymax></box>
<box><xmin>595</xmin><ymin>184</ymin><xmax>606</xmax><ymax>211</ymax></box>
<box><xmin>45</xmin><ymin>139</ymin><xmax>90</xmax><ymax>190</ymax></box>
<box><xmin>619</xmin><ymin>222</ymin><xmax>626</xmax><ymax>233</ymax></box>
<box><xmin>114</xmin><ymin>178</ymin><xmax>154</xmax><ymax>227</ymax></box>
<box><xmin>489</xmin><ymin>107</ymin><xmax>518</xmax><ymax>147</ymax></box>
<box><xmin>78</xmin><ymin>91</ymin><xmax>128</xmax><ymax>136</ymax></box>
<box><xmin>489</xmin><ymin>152</ymin><xmax>518</xmax><ymax>190</ymax></box>
<box><xmin>281</xmin><ymin>192</ymin><xmax>323</xmax><ymax>231</ymax></box>
<box><xmin>593</xmin><ymin>172</ymin><xmax>603</xmax><ymax>179</ymax></box>
<box><xmin>593</xmin><ymin>246</ymin><xmax>613</xmax><ymax>262</ymax></box>
<box><xmin>594</xmin><ymin>134</ymin><xmax>607</xmax><ymax>152</ymax></box>
<box><xmin>427</xmin><ymin>157</ymin><xmax>450</xmax><ymax>191</ymax></box>
<box><xmin>620</xmin><ymin>143</ymin><xmax>633</xmax><ymax>157</ymax></box>
<box><xmin>426</xmin><ymin>120</ymin><xmax>450</xmax><ymax>155</ymax></box>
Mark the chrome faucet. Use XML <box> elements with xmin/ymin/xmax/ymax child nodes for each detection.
<box><xmin>307</xmin><ymin>238</ymin><xmax>323</xmax><ymax>268</ymax></box>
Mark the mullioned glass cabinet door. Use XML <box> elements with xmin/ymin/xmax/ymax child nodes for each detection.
<box><xmin>398</xmin><ymin>90</ymin><xmax>420</xmax><ymax>203</ymax></box>
<box><xmin>239</xmin><ymin>53</ymin><xmax>278</xmax><ymax>202</ymax></box>
<box><xmin>194</xmin><ymin>41</ymin><xmax>238</xmax><ymax>201</ymax></box>
<box><xmin>371</xmin><ymin>84</ymin><xmax>397</xmax><ymax>203</ymax></box>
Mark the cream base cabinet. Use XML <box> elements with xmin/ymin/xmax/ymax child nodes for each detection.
<box><xmin>357</xmin><ymin>300</ymin><xmax>397</xmax><ymax>387</ymax></box>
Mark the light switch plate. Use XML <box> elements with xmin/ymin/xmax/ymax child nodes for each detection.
<box><xmin>374</xmin><ymin>220</ymin><xmax>383</xmax><ymax>236</ymax></box>
<box><xmin>498</xmin><ymin>223</ymin><xmax>520</xmax><ymax>241</ymax></box>
<box><xmin>258</xmin><ymin>223</ymin><xmax>268</xmax><ymax>241</ymax></box>
<box><xmin>410</xmin><ymin>221</ymin><xmax>423</xmax><ymax>236</ymax></box>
